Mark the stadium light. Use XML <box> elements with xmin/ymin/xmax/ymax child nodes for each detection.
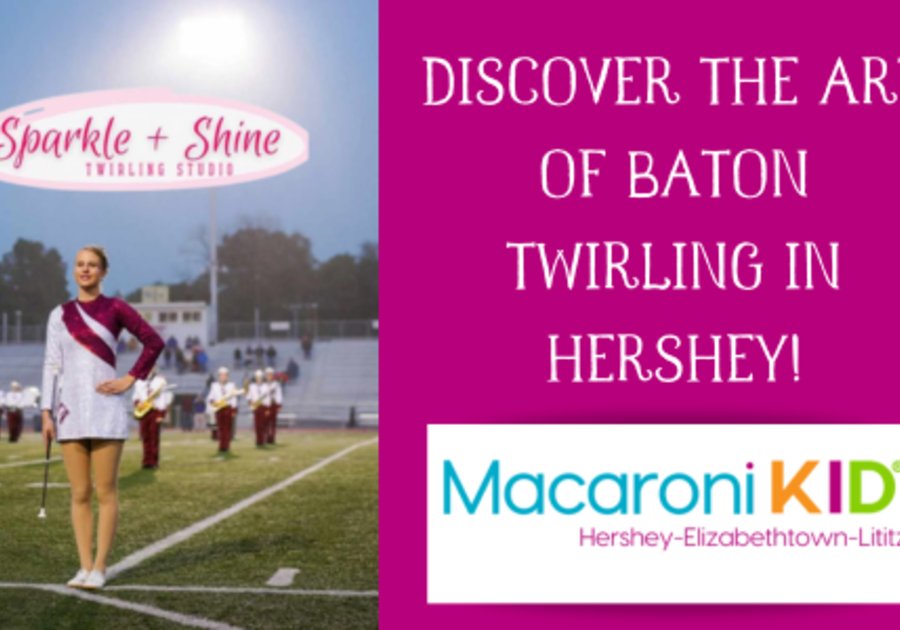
<box><xmin>178</xmin><ymin>14</ymin><xmax>248</xmax><ymax>70</ymax></box>
<box><xmin>175</xmin><ymin>12</ymin><xmax>251</xmax><ymax>345</ymax></box>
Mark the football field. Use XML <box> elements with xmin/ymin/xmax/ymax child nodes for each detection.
<box><xmin>0</xmin><ymin>429</ymin><xmax>379</xmax><ymax>629</ymax></box>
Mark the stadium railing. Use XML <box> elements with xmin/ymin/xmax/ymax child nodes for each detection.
<box><xmin>219</xmin><ymin>320</ymin><xmax>379</xmax><ymax>341</ymax></box>
<box><xmin>0</xmin><ymin>320</ymin><xmax>380</xmax><ymax>345</ymax></box>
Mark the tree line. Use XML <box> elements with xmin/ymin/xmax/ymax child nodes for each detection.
<box><xmin>0</xmin><ymin>231</ymin><xmax>378</xmax><ymax>325</ymax></box>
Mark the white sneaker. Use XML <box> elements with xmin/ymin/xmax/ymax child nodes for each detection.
<box><xmin>82</xmin><ymin>570</ymin><xmax>106</xmax><ymax>590</ymax></box>
<box><xmin>67</xmin><ymin>569</ymin><xmax>90</xmax><ymax>588</ymax></box>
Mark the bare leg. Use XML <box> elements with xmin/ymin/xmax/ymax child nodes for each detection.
<box><xmin>60</xmin><ymin>441</ymin><xmax>93</xmax><ymax>571</ymax></box>
<box><xmin>91</xmin><ymin>439</ymin><xmax>124</xmax><ymax>572</ymax></box>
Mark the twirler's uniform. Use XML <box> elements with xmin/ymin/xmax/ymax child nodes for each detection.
<box><xmin>207</xmin><ymin>381</ymin><xmax>239</xmax><ymax>452</ymax></box>
<box><xmin>41</xmin><ymin>296</ymin><xmax>164</xmax><ymax>441</ymax></box>
<box><xmin>133</xmin><ymin>374</ymin><xmax>167</xmax><ymax>468</ymax></box>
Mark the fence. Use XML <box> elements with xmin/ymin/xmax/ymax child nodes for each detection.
<box><xmin>0</xmin><ymin>323</ymin><xmax>46</xmax><ymax>344</ymax></box>
<box><xmin>0</xmin><ymin>319</ymin><xmax>378</xmax><ymax>345</ymax></box>
<box><xmin>218</xmin><ymin>319</ymin><xmax>379</xmax><ymax>341</ymax></box>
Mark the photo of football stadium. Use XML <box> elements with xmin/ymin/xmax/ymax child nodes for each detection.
<box><xmin>0</xmin><ymin>2</ymin><xmax>379</xmax><ymax>628</ymax></box>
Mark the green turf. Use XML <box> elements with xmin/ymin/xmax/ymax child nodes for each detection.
<box><xmin>0</xmin><ymin>590</ymin><xmax>183</xmax><ymax>630</ymax></box>
<box><xmin>121</xmin><ymin>445</ymin><xmax>378</xmax><ymax>590</ymax></box>
<box><xmin>0</xmin><ymin>429</ymin><xmax>379</xmax><ymax>629</ymax></box>
<box><xmin>108</xmin><ymin>592</ymin><xmax>379</xmax><ymax>630</ymax></box>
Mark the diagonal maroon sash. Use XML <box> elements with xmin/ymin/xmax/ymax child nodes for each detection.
<box><xmin>61</xmin><ymin>301</ymin><xmax>116</xmax><ymax>369</ymax></box>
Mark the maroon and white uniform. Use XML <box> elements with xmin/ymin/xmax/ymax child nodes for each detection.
<box><xmin>133</xmin><ymin>374</ymin><xmax>167</xmax><ymax>467</ymax></box>
<box><xmin>4</xmin><ymin>385</ymin><xmax>28</xmax><ymax>443</ymax></box>
<box><xmin>207</xmin><ymin>380</ymin><xmax>239</xmax><ymax>452</ymax></box>
<box><xmin>41</xmin><ymin>296</ymin><xmax>164</xmax><ymax>441</ymax></box>
<box><xmin>248</xmin><ymin>378</ymin><xmax>271</xmax><ymax>447</ymax></box>
<box><xmin>266</xmin><ymin>378</ymin><xmax>282</xmax><ymax>444</ymax></box>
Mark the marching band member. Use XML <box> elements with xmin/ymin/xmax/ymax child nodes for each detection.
<box><xmin>0</xmin><ymin>381</ymin><xmax>5</xmax><ymax>440</ymax></box>
<box><xmin>5</xmin><ymin>381</ymin><xmax>32</xmax><ymax>443</ymax></box>
<box><xmin>41</xmin><ymin>245</ymin><xmax>164</xmax><ymax>590</ymax></box>
<box><xmin>132</xmin><ymin>367</ymin><xmax>167</xmax><ymax>470</ymax></box>
<box><xmin>247</xmin><ymin>370</ymin><xmax>270</xmax><ymax>447</ymax></box>
<box><xmin>206</xmin><ymin>367</ymin><xmax>240</xmax><ymax>453</ymax></box>
<box><xmin>265</xmin><ymin>368</ymin><xmax>283</xmax><ymax>444</ymax></box>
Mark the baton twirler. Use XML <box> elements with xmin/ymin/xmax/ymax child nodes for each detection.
<box><xmin>38</xmin><ymin>370</ymin><xmax>59</xmax><ymax>519</ymax></box>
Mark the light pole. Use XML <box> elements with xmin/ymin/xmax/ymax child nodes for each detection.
<box><xmin>312</xmin><ymin>302</ymin><xmax>318</xmax><ymax>339</ymax></box>
<box><xmin>176</xmin><ymin>14</ymin><xmax>250</xmax><ymax>345</ymax></box>
<box><xmin>209</xmin><ymin>188</ymin><xmax>218</xmax><ymax>343</ymax></box>
<box><xmin>289</xmin><ymin>302</ymin><xmax>318</xmax><ymax>338</ymax></box>
<box><xmin>288</xmin><ymin>304</ymin><xmax>302</xmax><ymax>339</ymax></box>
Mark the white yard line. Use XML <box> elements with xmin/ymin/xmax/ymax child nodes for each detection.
<box><xmin>106</xmin><ymin>438</ymin><xmax>378</xmax><ymax>580</ymax></box>
<box><xmin>0</xmin><ymin>457</ymin><xmax>61</xmax><ymax>469</ymax></box>
<box><xmin>0</xmin><ymin>583</ymin><xmax>245</xmax><ymax>630</ymax></box>
<box><xmin>106</xmin><ymin>584</ymin><xmax>378</xmax><ymax>597</ymax></box>
<box><xmin>0</xmin><ymin>443</ymin><xmax>198</xmax><ymax>468</ymax></box>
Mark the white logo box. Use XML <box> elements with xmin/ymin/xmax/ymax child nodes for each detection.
<box><xmin>428</xmin><ymin>424</ymin><xmax>900</xmax><ymax>603</ymax></box>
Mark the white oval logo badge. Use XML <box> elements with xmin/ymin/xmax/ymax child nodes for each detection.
<box><xmin>0</xmin><ymin>88</ymin><xmax>309</xmax><ymax>191</ymax></box>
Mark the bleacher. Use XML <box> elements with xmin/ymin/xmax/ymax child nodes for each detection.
<box><xmin>194</xmin><ymin>339</ymin><xmax>379</xmax><ymax>428</ymax></box>
<box><xmin>0</xmin><ymin>338</ymin><xmax>379</xmax><ymax>429</ymax></box>
<box><xmin>0</xmin><ymin>345</ymin><xmax>45</xmax><ymax>391</ymax></box>
<box><xmin>286</xmin><ymin>339</ymin><xmax>379</xmax><ymax>427</ymax></box>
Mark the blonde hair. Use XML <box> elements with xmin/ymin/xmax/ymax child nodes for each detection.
<box><xmin>80</xmin><ymin>245</ymin><xmax>110</xmax><ymax>271</ymax></box>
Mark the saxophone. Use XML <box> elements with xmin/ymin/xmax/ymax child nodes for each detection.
<box><xmin>249</xmin><ymin>383</ymin><xmax>271</xmax><ymax>411</ymax></box>
<box><xmin>134</xmin><ymin>381</ymin><xmax>176</xmax><ymax>419</ymax></box>
<box><xmin>212</xmin><ymin>388</ymin><xmax>245</xmax><ymax>411</ymax></box>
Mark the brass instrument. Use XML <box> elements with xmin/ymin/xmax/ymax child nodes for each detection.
<box><xmin>134</xmin><ymin>382</ymin><xmax>177</xmax><ymax>419</ymax></box>
<box><xmin>4</xmin><ymin>387</ymin><xmax>39</xmax><ymax>412</ymax></box>
<box><xmin>211</xmin><ymin>388</ymin><xmax>245</xmax><ymax>412</ymax></box>
<box><xmin>249</xmin><ymin>383</ymin><xmax>271</xmax><ymax>412</ymax></box>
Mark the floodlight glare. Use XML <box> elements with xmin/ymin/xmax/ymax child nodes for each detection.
<box><xmin>179</xmin><ymin>14</ymin><xmax>248</xmax><ymax>68</ymax></box>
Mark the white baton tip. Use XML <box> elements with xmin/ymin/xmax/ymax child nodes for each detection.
<box><xmin>38</xmin><ymin>509</ymin><xmax>47</xmax><ymax>519</ymax></box>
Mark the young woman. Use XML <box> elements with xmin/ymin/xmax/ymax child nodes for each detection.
<box><xmin>41</xmin><ymin>246</ymin><xmax>164</xmax><ymax>590</ymax></box>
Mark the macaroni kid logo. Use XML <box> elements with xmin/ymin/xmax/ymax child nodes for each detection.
<box><xmin>429</xmin><ymin>427</ymin><xmax>900</xmax><ymax>603</ymax></box>
<box><xmin>443</xmin><ymin>459</ymin><xmax>900</xmax><ymax>516</ymax></box>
